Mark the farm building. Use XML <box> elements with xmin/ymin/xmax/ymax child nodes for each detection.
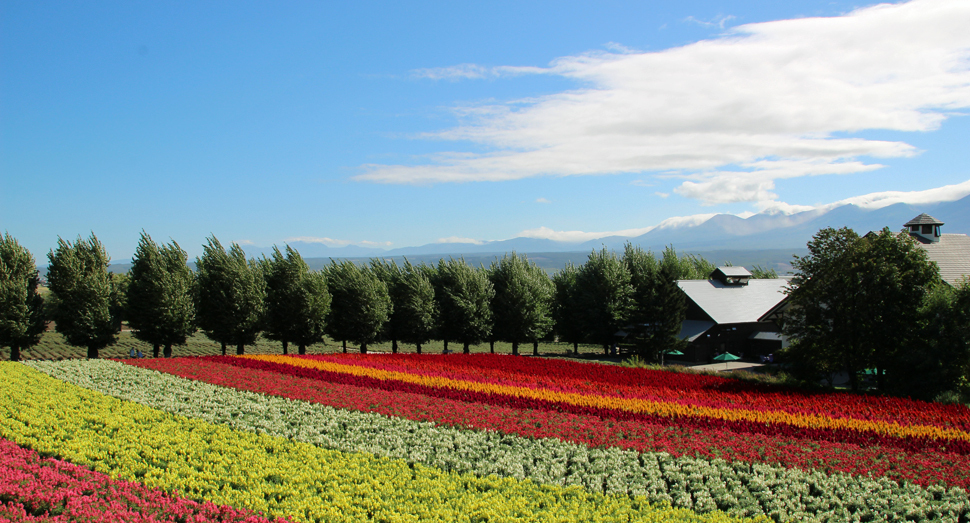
<box><xmin>676</xmin><ymin>267</ymin><xmax>789</xmax><ymax>362</ymax></box>
<box><xmin>898</xmin><ymin>213</ymin><xmax>970</xmax><ymax>286</ymax></box>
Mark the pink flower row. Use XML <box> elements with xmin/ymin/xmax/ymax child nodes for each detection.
<box><xmin>0</xmin><ymin>438</ymin><xmax>292</xmax><ymax>523</ymax></box>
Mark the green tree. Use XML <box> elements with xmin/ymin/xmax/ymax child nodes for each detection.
<box><xmin>623</xmin><ymin>243</ymin><xmax>687</xmax><ymax>362</ymax></box>
<box><xmin>372</xmin><ymin>258</ymin><xmax>435</xmax><ymax>354</ymax></box>
<box><xmin>325</xmin><ymin>261</ymin><xmax>391</xmax><ymax>353</ymax></box>
<box><xmin>783</xmin><ymin>227</ymin><xmax>938</xmax><ymax>391</ymax></box>
<box><xmin>574</xmin><ymin>248</ymin><xmax>634</xmax><ymax>353</ymax></box>
<box><xmin>108</xmin><ymin>272</ymin><xmax>129</xmax><ymax>333</ymax></box>
<box><xmin>750</xmin><ymin>265</ymin><xmax>779</xmax><ymax>279</ymax></box>
<box><xmin>0</xmin><ymin>233</ymin><xmax>46</xmax><ymax>361</ymax></box>
<box><xmin>264</xmin><ymin>246</ymin><xmax>330</xmax><ymax>355</ymax></box>
<box><xmin>46</xmin><ymin>234</ymin><xmax>117</xmax><ymax>359</ymax></box>
<box><xmin>489</xmin><ymin>253</ymin><xmax>554</xmax><ymax>356</ymax></box>
<box><xmin>552</xmin><ymin>263</ymin><xmax>584</xmax><ymax>355</ymax></box>
<box><xmin>195</xmin><ymin>237</ymin><xmax>265</xmax><ymax>355</ymax></box>
<box><xmin>434</xmin><ymin>258</ymin><xmax>494</xmax><ymax>353</ymax></box>
<box><xmin>887</xmin><ymin>282</ymin><xmax>970</xmax><ymax>401</ymax></box>
<box><xmin>127</xmin><ymin>233</ymin><xmax>197</xmax><ymax>358</ymax></box>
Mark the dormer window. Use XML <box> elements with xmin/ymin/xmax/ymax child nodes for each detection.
<box><xmin>935</xmin><ymin>226</ymin><xmax>941</xmax><ymax>237</ymax></box>
<box><xmin>911</xmin><ymin>225</ymin><xmax>920</xmax><ymax>232</ymax></box>
<box><xmin>711</xmin><ymin>267</ymin><xmax>752</xmax><ymax>286</ymax></box>
<box><xmin>922</xmin><ymin>224</ymin><xmax>933</xmax><ymax>234</ymax></box>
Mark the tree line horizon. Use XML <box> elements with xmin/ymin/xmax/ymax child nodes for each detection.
<box><xmin>1</xmin><ymin>231</ymin><xmax>775</xmax><ymax>359</ymax></box>
<box><xmin>2</xmin><ymin>228</ymin><xmax>968</xmax><ymax>403</ymax></box>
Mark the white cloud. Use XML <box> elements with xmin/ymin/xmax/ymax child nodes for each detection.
<box><xmin>754</xmin><ymin>178</ymin><xmax>970</xmax><ymax>215</ymax></box>
<box><xmin>284</xmin><ymin>236</ymin><xmax>352</xmax><ymax>246</ymax></box>
<box><xmin>825</xmin><ymin>178</ymin><xmax>970</xmax><ymax>210</ymax></box>
<box><xmin>436</xmin><ymin>236</ymin><xmax>485</xmax><ymax>245</ymax></box>
<box><xmin>357</xmin><ymin>0</ymin><xmax>970</xmax><ymax>206</ymax></box>
<box><xmin>517</xmin><ymin>213</ymin><xmax>722</xmax><ymax>242</ymax></box>
<box><xmin>655</xmin><ymin>192</ymin><xmax>670</xmax><ymax>198</ymax></box>
<box><xmin>535</xmin><ymin>197</ymin><xmax>551</xmax><ymax>203</ymax></box>
<box><xmin>684</xmin><ymin>14</ymin><xmax>736</xmax><ymax>29</ymax></box>
<box><xmin>283</xmin><ymin>236</ymin><xmax>391</xmax><ymax>249</ymax></box>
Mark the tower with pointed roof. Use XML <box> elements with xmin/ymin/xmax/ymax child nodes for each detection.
<box><xmin>900</xmin><ymin>213</ymin><xmax>970</xmax><ymax>286</ymax></box>
<box><xmin>904</xmin><ymin>213</ymin><xmax>944</xmax><ymax>243</ymax></box>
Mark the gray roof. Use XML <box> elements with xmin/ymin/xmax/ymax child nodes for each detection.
<box><xmin>749</xmin><ymin>331</ymin><xmax>784</xmax><ymax>341</ymax></box>
<box><xmin>678</xmin><ymin>320</ymin><xmax>715</xmax><ymax>342</ymax></box>
<box><xmin>712</xmin><ymin>266</ymin><xmax>752</xmax><ymax>278</ymax></box>
<box><xmin>905</xmin><ymin>213</ymin><xmax>944</xmax><ymax>226</ymax></box>
<box><xmin>916</xmin><ymin>234</ymin><xmax>970</xmax><ymax>286</ymax></box>
<box><xmin>677</xmin><ymin>278</ymin><xmax>789</xmax><ymax>324</ymax></box>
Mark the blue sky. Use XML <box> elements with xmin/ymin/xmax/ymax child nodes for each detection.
<box><xmin>2</xmin><ymin>0</ymin><xmax>969</xmax><ymax>261</ymax></box>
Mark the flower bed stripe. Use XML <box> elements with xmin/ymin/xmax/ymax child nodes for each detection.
<box><xmin>302</xmin><ymin>353</ymin><xmax>970</xmax><ymax>430</ymax></box>
<box><xmin>126</xmin><ymin>356</ymin><xmax>970</xmax><ymax>490</ymax></box>
<box><xmin>1</xmin><ymin>362</ymin><xmax>756</xmax><ymax>523</ymax></box>
<box><xmin>212</xmin><ymin>354</ymin><xmax>970</xmax><ymax>454</ymax></box>
<box><xmin>29</xmin><ymin>359</ymin><xmax>970</xmax><ymax>523</ymax></box>
<box><xmin>247</xmin><ymin>354</ymin><xmax>970</xmax><ymax>445</ymax></box>
<box><xmin>0</xmin><ymin>437</ymin><xmax>290</xmax><ymax>523</ymax></box>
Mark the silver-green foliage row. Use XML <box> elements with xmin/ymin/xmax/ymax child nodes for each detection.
<box><xmin>28</xmin><ymin>359</ymin><xmax>970</xmax><ymax>523</ymax></box>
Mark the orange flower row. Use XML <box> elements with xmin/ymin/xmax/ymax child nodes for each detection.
<box><xmin>244</xmin><ymin>355</ymin><xmax>970</xmax><ymax>444</ymax></box>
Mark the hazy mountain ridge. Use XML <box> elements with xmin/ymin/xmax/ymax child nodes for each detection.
<box><xmin>238</xmin><ymin>195</ymin><xmax>969</xmax><ymax>260</ymax></box>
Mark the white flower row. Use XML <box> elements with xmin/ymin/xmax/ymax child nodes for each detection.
<box><xmin>27</xmin><ymin>359</ymin><xmax>970</xmax><ymax>523</ymax></box>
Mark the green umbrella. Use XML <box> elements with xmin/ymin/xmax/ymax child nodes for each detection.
<box><xmin>662</xmin><ymin>349</ymin><xmax>684</xmax><ymax>356</ymax></box>
<box><xmin>712</xmin><ymin>352</ymin><xmax>740</xmax><ymax>368</ymax></box>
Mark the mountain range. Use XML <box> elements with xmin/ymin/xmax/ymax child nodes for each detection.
<box><xmin>243</xmin><ymin>195</ymin><xmax>970</xmax><ymax>260</ymax></box>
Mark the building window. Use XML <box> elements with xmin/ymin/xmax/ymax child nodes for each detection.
<box><xmin>935</xmin><ymin>225</ymin><xmax>941</xmax><ymax>237</ymax></box>
<box><xmin>922</xmin><ymin>224</ymin><xmax>933</xmax><ymax>234</ymax></box>
<box><xmin>911</xmin><ymin>225</ymin><xmax>920</xmax><ymax>232</ymax></box>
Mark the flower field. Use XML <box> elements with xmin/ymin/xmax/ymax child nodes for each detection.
<box><xmin>3</xmin><ymin>354</ymin><xmax>969</xmax><ymax>522</ymax></box>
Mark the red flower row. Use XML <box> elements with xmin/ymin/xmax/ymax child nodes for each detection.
<box><xmin>203</xmin><ymin>355</ymin><xmax>970</xmax><ymax>455</ymax></box>
<box><xmin>298</xmin><ymin>353</ymin><xmax>970</xmax><ymax>431</ymax></box>
<box><xmin>0</xmin><ymin>437</ymin><xmax>291</xmax><ymax>523</ymax></box>
<box><xmin>127</xmin><ymin>357</ymin><xmax>970</xmax><ymax>489</ymax></box>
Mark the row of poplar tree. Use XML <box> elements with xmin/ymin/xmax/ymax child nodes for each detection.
<box><xmin>0</xmin><ymin>231</ymin><xmax>730</xmax><ymax>361</ymax></box>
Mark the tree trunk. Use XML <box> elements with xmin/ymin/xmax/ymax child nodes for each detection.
<box><xmin>153</xmin><ymin>343</ymin><xmax>160</xmax><ymax>359</ymax></box>
<box><xmin>443</xmin><ymin>340</ymin><xmax>449</xmax><ymax>353</ymax></box>
<box><xmin>163</xmin><ymin>344</ymin><xmax>172</xmax><ymax>358</ymax></box>
<box><xmin>236</xmin><ymin>343</ymin><xmax>245</xmax><ymax>355</ymax></box>
<box><xmin>298</xmin><ymin>344</ymin><xmax>306</xmax><ymax>355</ymax></box>
<box><xmin>221</xmin><ymin>342</ymin><xmax>226</xmax><ymax>356</ymax></box>
<box><xmin>573</xmin><ymin>341</ymin><xmax>578</xmax><ymax>355</ymax></box>
<box><xmin>845</xmin><ymin>352</ymin><xmax>858</xmax><ymax>391</ymax></box>
<box><xmin>392</xmin><ymin>339</ymin><xmax>398</xmax><ymax>354</ymax></box>
<box><xmin>360</xmin><ymin>342</ymin><xmax>367</xmax><ymax>354</ymax></box>
<box><xmin>512</xmin><ymin>341</ymin><xmax>519</xmax><ymax>356</ymax></box>
<box><xmin>282</xmin><ymin>340</ymin><xmax>288</xmax><ymax>355</ymax></box>
<box><xmin>533</xmin><ymin>341</ymin><xmax>539</xmax><ymax>356</ymax></box>
<box><xmin>489</xmin><ymin>340</ymin><xmax>494</xmax><ymax>354</ymax></box>
<box><xmin>416</xmin><ymin>342</ymin><xmax>422</xmax><ymax>354</ymax></box>
<box><xmin>342</xmin><ymin>340</ymin><xmax>347</xmax><ymax>353</ymax></box>
<box><xmin>10</xmin><ymin>344</ymin><xmax>20</xmax><ymax>362</ymax></box>
<box><xmin>463</xmin><ymin>341</ymin><xmax>469</xmax><ymax>354</ymax></box>
<box><xmin>87</xmin><ymin>346</ymin><xmax>99</xmax><ymax>359</ymax></box>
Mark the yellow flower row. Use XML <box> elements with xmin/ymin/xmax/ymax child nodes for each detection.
<box><xmin>247</xmin><ymin>354</ymin><xmax>970</xmax><ymax>444</ymax></box>
<box><xmin>0</xmin><ymin>362</ymin><xmax>760</xmax><ymax>523</ymax></box>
